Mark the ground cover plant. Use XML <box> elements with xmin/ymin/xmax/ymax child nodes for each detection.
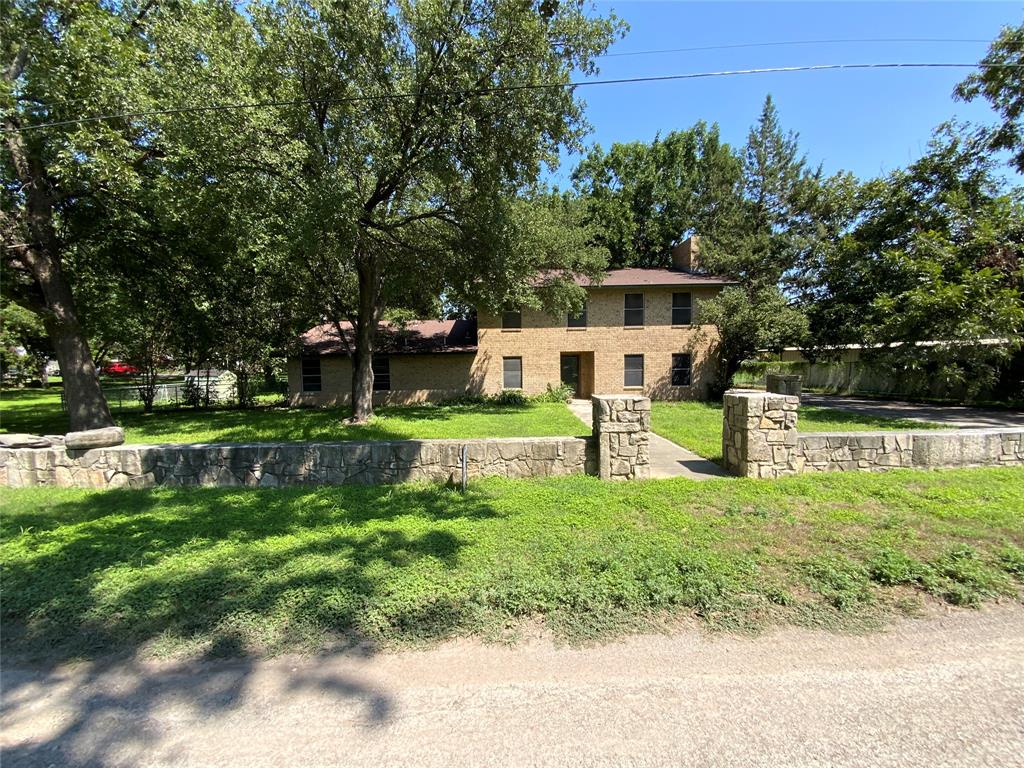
<box><xmin>651</xmin><ymin>401</ymin><xmax>945</xmax><ymax>463</ymax></box>
<box><xmin>0</xmin><ymin>389</ymin><xmax>586</xmax><ymax>443</ymax></box>
<box><xmin>2</xmin><ymin>468</ymin><xmax>1021</xmax><ymax>662</ymax></box>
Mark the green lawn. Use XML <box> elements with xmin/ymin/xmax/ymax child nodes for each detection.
<box><xmin>2</xmin><ymin>469</ymin><xmax>1022</xmax><ymax>661</ymax></box>
<box><xmin>652</xmin><ymin>401</ymin><xmax>945</xmax><ymax>463</ymax></box>
<box><xmin>0</xmin><ymin>389</ymin><xmax>585</xmax><ymax>443</ymax></box>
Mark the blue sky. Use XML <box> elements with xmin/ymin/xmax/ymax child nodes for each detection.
<box><xmin>548</xmin><ymin>1</ymin><xmax>1022</xmax><ymax>187</ymax></box>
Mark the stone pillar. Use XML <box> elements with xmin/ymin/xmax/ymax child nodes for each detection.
<box><xmin>722</xmin><ymin>390</ymin><xmax>800</xmax><ymax>478</ymax></box>
<box><xmin>765</xmin><ymin>373</ymin><xmax>802</xmax><ymax>397</ymax></box>
<box><xmin>592</xmin><ymin>395</ymin><xmax>651</xmax><ymax>481</ymax></box>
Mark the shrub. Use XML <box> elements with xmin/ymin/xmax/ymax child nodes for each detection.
<box><xmin>491</xmin><ymin>390</ymin><xmax>528</xmax><ymax>406</ymax></box>
<box><xmin>533</xmin><ymin>383</ymin><xmax>575</xmax><ymax>404</ymax></box>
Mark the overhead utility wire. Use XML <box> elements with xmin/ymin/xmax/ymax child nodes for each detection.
<box><xmin>598</xmin><ymin>38</ymin><xmax>991</xmax><ymax>58</ymax></box>
<box><xmin>5</xmin><ymin>62</ymin><xmax>1021</xmax><ymax>134</ymax></box>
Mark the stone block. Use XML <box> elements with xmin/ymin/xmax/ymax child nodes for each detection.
<box><xmin>64</xmin><ymin>427</ymin><xmax>125</xmax><ymax>450</ymax></box>
<box><xmin>799</xmin><ymin>435</ymin><xmax>828</xmax><ymax>450</ymax></box>
<box><xmin>0</xmin><ymin>433</ymin><xmax>53</xmax><ymax>449</ymax></box>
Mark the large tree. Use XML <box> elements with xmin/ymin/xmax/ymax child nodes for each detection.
<box><xmin>0</xmin><ymin>0</ymin><xmax>158</xmax><ymax>429</ymax></box>
<box><xmin>570</xmin><ymin>122</ymin><xmax>742</xmax><ymax>268</ymax></box>
<box><xmin>804</xmin><ymin>123</ymin><xmax>1024</xmax><ymax>400</ymax></box>
<box><xmin>696</xmin><ymin>95</ymin><xmax>836</xmax><ymax>387</ymax></box>
<box><xmin>236</xmin><ymin>0</ymin><xmax>621</xmax><ymax>422</ymax></box>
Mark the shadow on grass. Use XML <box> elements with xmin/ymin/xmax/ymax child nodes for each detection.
<box><xmin>1</xmin><ymin>482</ymin><xmax>506</xmax><ymax>764</ymax></box>
<box><xmin>116</xmin><ymin>401</ymin><xmax>546</xmax><ymax>443</ymax></box>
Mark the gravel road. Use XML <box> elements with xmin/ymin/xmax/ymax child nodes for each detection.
<box><xmin>3</xmin><ymin>605</ymin><xmax>1023</xmax><ymax>767</ymax></box>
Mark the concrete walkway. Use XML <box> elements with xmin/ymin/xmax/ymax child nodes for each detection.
<box><xmin>802</xmin><ymin>393</ymin><xmax>1024</xmax><ymax>429</ymax></box>
<box><xmin>567</xmin><ymin>400</ymin><xmax>728</xmax><ymax>480</ymax></box>
<box><xmin>3</xmin><ymin>606</ymin><xmax>1023</xmax><ymax>767</ymax></box>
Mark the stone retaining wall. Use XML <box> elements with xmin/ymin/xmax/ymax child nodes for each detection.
<box><xmin>721</xmin><ymin>390</ymin><xmax>800</xmax><ymax>478</ymax></box>
<box><xmin>0</xmin><ymin>437</ymin><xmax>594</xmax><ymax>490</ymax></box>
<box><xmin>723</xmin><ymin>389</ymin><xmax>1024</xmax><ymax>477</ymax></box>
<box><xmin>765</xmin><ymin>373</ymin><xmax>802</xmax><ymax>397</ymax></box>
<box><xmin>592</xmin><ymin>395</ymin><xmax>651</xmax><ymax>481</ymax></box>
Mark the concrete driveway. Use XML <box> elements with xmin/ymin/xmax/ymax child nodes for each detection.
<box><xmin>802</xmin><ymin>393</ymin><xmax>1024</xmax><ymax>429</ymax></box>
<box><xmin>3</xmin><ymin>606</ymin><xmax>1023</xmax><ymax>767</ymax></box>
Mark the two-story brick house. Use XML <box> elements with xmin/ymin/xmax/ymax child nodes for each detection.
<box><xmin>288</xmin><ymin>237</ymin><xmax>733</xmax><ymax>404</ymax></box>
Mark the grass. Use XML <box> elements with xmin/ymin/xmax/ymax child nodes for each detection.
<box><xmin>652</xmin><ymin>401</ymin><xmax>946</xmax><ymax>463</ymax></box>
<box><xmin>2</xmin><ymin>468</ymin><xmax>1022</xmax><ymax>661</ymax></box>
<box><xmin>0</xmin><ymin>388</ymin><xmax>585</xmax><ymax>443</ymax></box>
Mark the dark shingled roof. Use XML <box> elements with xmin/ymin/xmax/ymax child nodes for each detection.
<box><xmin>579</xmin><ymin>268</ymin><xmax>734</xmax><ymax>287</ymax></box>
<box><xmin>529</xmin><ymin>267</ymin><xmax>734</xmax><ymax>288</ymax></box>
<box><xmin>300</xmin><ymin>318</ymin><xmax>478</xmax><ymax>356</ymax></box>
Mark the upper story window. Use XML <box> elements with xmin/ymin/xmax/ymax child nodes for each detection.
<box><xmin>623</xmin><ymin>293</ymin><xmax>644</xmax><ymax>327</ymax></box>
<box><xmin>372</xmin><ymin>354</ymin><xmax>391</xmax><ymax>391</ymax></box>
<box><xmin>624</xmin><ymin>354</ymin><xmax>644</xmax><ymax>387</ymax></box>
<box><xmin>671</xmin><ymin>353</ymin><xmax>692</xmax><ymax>386</ymax></box>
<box><xmin>502</xmin><ymin>356</ymin><xmax>523</xmax><ymax>389</ymax></box>
<box><xmin>567</xmin><ymin>304</ymin><xmax>587</xmax><ymax>328</ymax></box>
<box><xmin>501</xmin><ymin>309</ymin><xmax>522</xmax><ymax>329</ymax></box>
<box><xmin>672</xmin><ymin>292</ymin><xmax>692</xmax><ymax>325</ymax></box>
<box><xmin>301</xmin><ymin>356</ymin><xmax>322</xmax><ymax>392</ymax></box>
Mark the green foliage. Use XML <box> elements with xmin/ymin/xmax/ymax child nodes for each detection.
<box><xmin>533</xmin><ymin>383</ymin><xmax>576</xmax><ymax>403</ymax></box>
<box><xmin>802</xmin><ymin>123</ymin><xmax>1024</xmax><ymax>401</ymax></box>
<box><xmin>867</xmin><ymin>547</ymin><xmax>926</xmax><ymax>586</ymax></box>
<box><xmin>802</xmin><ymin>554</ymin><xmax>874</xmax><ymax>611</ymax></box>
<box><xmin>697</xmin><ymin>286</ymin><xmax>809</xmax><ymax>395</ymax></box>
<box><xmin>2</xmin><ymin>467</ymin><xmax>1021</xmax><ymax>660</ymax></box>
<box><xmin>489</xmin><ymin>390</ymin><xmax>530</xmax><ymax>407</ymax></box>
<box><xmin>571</xmin><ymin>122</ymin><xmax>742</xmax><ymax>267</ymax></box>
<box><xmin>0</xmin><ymin>301</ymin><xmax>50</xmax><ymax>382</ymax></box>
<box><xmin>955</xmin><ymin>22</ymin><xmax>1024</xmax><ymax>173</ymax></box>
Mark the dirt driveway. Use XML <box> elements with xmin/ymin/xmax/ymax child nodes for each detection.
<box><xmin>801</xmin><ymin>393</ymin><xmax>1024</xmax><ymax>429</ymax></box>
<box><xmin>3</xmin><ymin>605</ymin><xmax>1023</xmax><ymax>767</ymax></box>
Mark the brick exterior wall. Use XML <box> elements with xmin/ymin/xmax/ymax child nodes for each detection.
<box><xmin>289</xmin><ymin>285</ymin><xmax>723</xmax><ymax>405</ymax></box>
<box><xmin>476</xmin><ymin>286</ymin><xmax>722</xmax><ymax>400</ymax></box>
<box><xmin>288</xmin><ymin>352</ymin><xmax>478</xmax><ymax>406</ymax></box>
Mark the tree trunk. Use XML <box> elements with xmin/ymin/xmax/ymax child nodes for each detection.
<box><xmin>4</xmin><ymin>95</ymin><xmax>113</xmax><ymax>432</ymax></box>
<box><xmin>31</xmin><ymin>254</ymin><xmax>114</xmax><ymax>430</ymax></box>
<box><xmin>349</xmin><ymin>258</ymin><xmax>382</xmax><ymax>423</ymax></box>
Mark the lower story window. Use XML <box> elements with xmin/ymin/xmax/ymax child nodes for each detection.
<box><xmin>372</xmin><ymin>354</ymin><xmax>390</xmax><ymax>391</ymax></box>
<box><xmin>301</xmin><ymin>356</ymin><xmax>322</xmax><ymax>392</ymax></box>
<box><xmin>503</xmin><ymin>356</ymin><xmax>523</xmax><ymax>389</ymax></box>
<box><xmin>671</xmin><ymin>353</ymin><xmax>692</xmax><ymax>386</ymax></box>
<box><xmin>624</xmin><ymin>354</ymin><xmax>644</xmax><ymax>388</ymax></box>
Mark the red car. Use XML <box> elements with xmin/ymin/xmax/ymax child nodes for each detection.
<box><xmin>103</xmin><ymin>362</ymin><xmax>139</xmax><ymax>376</ymax></box>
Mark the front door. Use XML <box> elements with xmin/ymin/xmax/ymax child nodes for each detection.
<box><xmin>560</xmin><ymin>354</ymin><xmax>581</xmax><ymax>397</ymax></box>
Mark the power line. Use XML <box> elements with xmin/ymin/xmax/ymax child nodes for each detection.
<box><xmin>4</xmin><ymin>61</ymin><xmax>1019</xmax><ymax>135</ymax></box>
<box><xmin>598</xmin><ymin>38</ymin><xmax>992</xmax><ymax>59</ymax></box>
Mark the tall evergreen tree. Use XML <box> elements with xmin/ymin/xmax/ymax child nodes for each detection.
<box><xmin>697</xmin><ymin>95</ymin><xmax>831</xmax><ymax>388</ymax></box>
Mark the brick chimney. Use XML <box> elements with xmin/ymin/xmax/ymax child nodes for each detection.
<box><xmin>671</xmin><ymin>235</ymin><xmax>700</xmax><ymax>272</ymax></box>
